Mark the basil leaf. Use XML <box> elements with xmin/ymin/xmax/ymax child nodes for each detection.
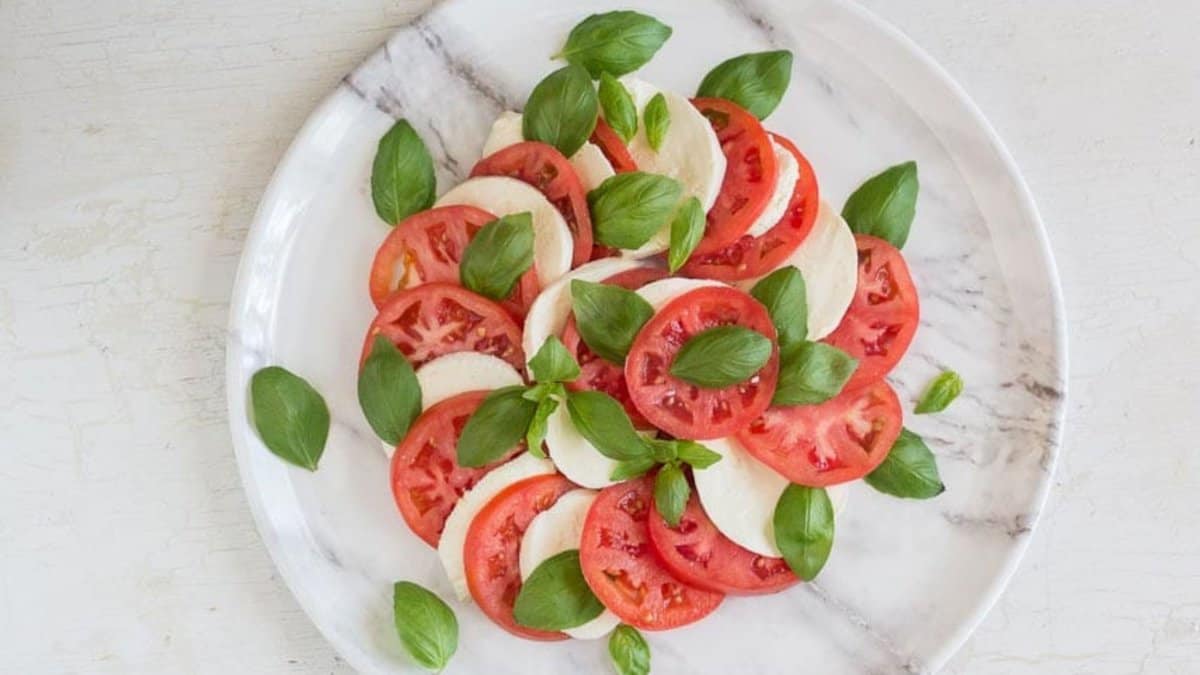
<box><xmin>610</xmin><ymin>456</ymin><xmax>657</xmax><ymax>482</ymax></box>
<box><xmin>667</xmin><ymin>196</ymin><xmax>704</xmax><ymax>273</ymax></box>
<box><xmin>525</xmin><ymin>395</ymin><xmax>558</xmax><ymax>459</ymax></box>
<box><xmin>457</xmin><ymin>386</ymin><xmax>537</xmax><ymax>468</ymax></box>
<box><xmin>643</xmin><ymin>92</ymin><xmax>670</xmax><ymax>151</ymax></box>
<box><xmin>529</xmin><ymin>336</ymin><xmax>581</xmax><ymax>384</ymax></box>
<box><xmin>599</xmin><ymin>72</ymin><xmax>637</xmax><ymax>143</ymax></box>
<box><xmin>588</xmin><ymin>171</ymin><xmax>683</xmax><ymax>249</ymax></box>
<box><xmin>653</xmin><ymin>463</ymin><xmax>690</xmax><ymax>527</ymax></box>
<box><xmin>566</xmin><ymin>390</ymin><xmax>653</xmax><ymax>461</ymax></box>
<box><xmin>608</xmin><ymin>624</ymin><xmax>651</xmax><ymax>675</ymax></box>
<box><xmin>772</xmin><ymin>342</ymin><xmax>858</xmax><ymax>406</ymax></box>
<box><xmin>864</xmin><ymin>428</ymin><xmax>945</xmax><ymax>499</ymax></box>
<box><xmin>570</xmin><ymin>279</ymin><xmax>655</xmax><ymax>363</ymax></box>
<box><xmin>371</xmin><ymin>120</ymin><xmax>436</xmax><ymax>225</ymax></box>
<box><xmin>750</xmin><ymin>265</ymin><xmax>807</xmax><ymax>348</ymax></box>
<box><xmin>357</xmin><ymin>336</ymin><xmax>422</xmax><ymax>446</ymax></box>
<box><xmin>250</xmin><ymin>366</ymin><xmax>329</xmax><ymax>471</ymax></box>
<box><xmin>915</xmin><ymin>370</ymin><xmax>963</xmax><ymax>414</ymax></box>
<box><xmin>459</xmin><ymin>212</ymin><xmax>534</xmax><ymax>300</ymax></box>
<box><xmin>523</xmin><ymin>64</ymin><xmax>599</xmax><ymax>158</ymax></box>
<box><xmin>513</xmin><ymin>549</ymin><xmax>605</xmax><ymax>630</ymax></box>
<box><xmin>842</xmin><ymin>161</ymin><xmax>919</xmax><ymax>249</ymax></box>
<box><xmin>773</xmin><ymin>484</ymin><xmax>834</xmax><ymax>581</ymax></box>
<box><xmin>674</xmin><ymin>441</ymin><xmax>721</xmax><ymax>470</ymax></box>
<box><xmin>522</xmin><ymin>381</ymin><xmax>561</xmax><ymax>403</ymax></box>
<box><xmin>557</xmin><ymin>11</ymin><xmax>672</xmax><ymax>78</ymax></box>
<box><xmin>696</xmin><ymin>50</ymin><xmax>793</xmax><ymax>120</ymax></box>
<box><xmin>392</xmin><ymin>581</ymin><xmax>457</xmax><ymax>671</ymax></box>
<box><xmin>670</xmin><ymin>326</ymin><xmax>773</xmax><ymax>388</ymax></box>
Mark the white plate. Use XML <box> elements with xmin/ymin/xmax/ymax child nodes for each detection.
<box><xmin>225</xmin><ymin>1</ymin><xmax>1067</xmax><ymax>672</ymax></box>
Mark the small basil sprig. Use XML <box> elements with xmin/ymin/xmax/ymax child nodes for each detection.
<box><xmin>371</xmin><ymin>120</ymin><xmax>436</xmax><ymax>225</ymax></box>
<box><xmin>513</xmin><ymin>550</ymin><xmax>605</xmax><ymax>630</ymax></box>
<box><xmin>915</xmin><ymin>370</ymin><xmax>963</xmax><ymax>414</ymax></box>
<box><xmin>523</xmin><ymin>64</ymin><xmax>598</xmax><ymax>158</ymax></box>
<box><xmin>392</xmin><ymin>581</ymin><xmax>458</xmax><ymax>672</ymax></box>
<box><xmin>842</xmin><ymin>161</ymin><xmax>919</xmax><ymax>249</ymax></box>
<box><xmin>522</xmin><ymin>336</ymin><xmax>582</xmax><ymax>453</ymax></box>
<box><xmin>250</xmin><ymin>366</ymin><xmax>330</xmax><ymax>471</ymax></box>
<box><xmin>667</xmin><ymin>196</ymin><xmax>704</xmax><ymax>273</ymax></box>
<box><xmin>670</xmin><ymin>326</ymin><xmax>773</xmax><ymax>388</ymax></box>
<box><xmin>773</xmin><ymin>484</ymin><xmax>834</xmax><ymax>580</ymax></box>
<box><xmin>697</xmin><ymin>50</ymin><xmax>793</xmax><ymax>120</ymax></box>
<box><xmin>750</xmin><ymin>266</ymin><xmax>807</xmax><ymax>348</ymax></box>
<box><xmin>459</xmin><ymin>212</ymin><xmax>534</xmax><ymax>300</ymax></box>
<box><xmin>864</xmin><ymin>428</ymin><xmax>945</xmax><ymax>499</ymax></box>
<box><xmin>570</xmin><ymin>279</ymin><xmax>655</xmax><ymax>363</ymax></box>
<box><xmin>599</xmin><ymin>72</ymin><xmax>637</xmax><ymax>143</ymax></box>
<box><xmin>358</xmin><ymin>336</ymin><xmax>422</xmax><ymax>446</ymax></box>
<box><xmin>643</xmin><ymin>92</ymin><xmax>670</xmax><ymax>151</ymax></box>
<box><xmin>556</xmin><ymin>11</ymin><xmax>672</xmax><ymax>78</ymax></box>
<box><xmin>609</xmin><ymin>624</ymin><xmax>651</xmax><ymax>675</ymax></box>
<box><xmin>588</xmin><ymin>171</ymin><xmax>683</xmax><ymax>249</ymax></box>
<box><xmin>773</xmin><ymin>342</ymin><xmax>858</xmax><ymax>406</ymax></box>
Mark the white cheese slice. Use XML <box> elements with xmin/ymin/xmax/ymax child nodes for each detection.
<box><xmin>743</xmin><ymin>139</ymin><xmax>800</xmax><ymax>238</ymax></box>
<box><xmin>635</xmin><ymin>277</ymin><xmax>726</xmax><ymax>310</ymax></box>
<box><xmin>481</xmin><ymin>111</ymin><xmax>615</xmax><ymax>192</ymax></box>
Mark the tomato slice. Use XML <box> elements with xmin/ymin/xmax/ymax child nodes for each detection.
<box><xmin>589</xmin><ymin>117</ymin><xmax>638</xmax><ymax>173</ymax></box>
<box><xmin>647</xmin><ymin>492</ymin><xmax>797</xmax><ymax>595</ymax></box>
<box><xmin>390</xmin><ymin>391</ymin><xmax>523</xmax><ymax>546</ymax></box>
<box><xmin>579</xmin><ymin>475</ymin><xmax>724</xmax><ymax>630</ymax></box>
<box><xmin>368</xmin><ymin>205</ymin><xmax>539</xmax><ymax>319</ymax></box>
<box><xmin>681</xmin><ymin>134</ymin><xmax>819</xmax><ymax>281</ymax></box>
<box><xmin>471</xmin><ymin>141</ymin><xmax>594</xmax><ymax>268</ymax></box>
<box><xmin>363</xmin><ymin>282</ymin><xmax>525</xmax><ymax>371</ymax></box>
<box><xmin>463</xmin><ymin>473</ymin><xmax>576</xmax><ymax>641</ymax></box>
<box><xmin>625</xmin><ymin>286</ymin><xmax>779</xmax><ymax>440</ymax></box>
<box><xmin>737</xmin><ymin>380</ymin><xmax>903</xmax><ymax>487</ymax></box>
<box><xmin>690</xmin><ymin>98</ymin><xmax>778</xmax><ymax>257</ymax></box>
<box><xmin>822</xmin><ymin>234</ymin><xmax>919</xmax><ymax>391</ymax></box>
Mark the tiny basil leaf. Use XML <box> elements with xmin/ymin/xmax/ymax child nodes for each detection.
<box><xmin>358</xmin><ymin>336</ymin><xmax>422</xmax><ymax>446</ymax></box>
<box><xmin>674</xmin><ymin>441</ymin><xmax>722</xmax><ymax>470</ymax></box>
<box><xmin>588</xmin><ymin>171</ymin><xmax>683</xmax><ymax>249</ymax></box>
<box><xmin>653</xmin><ymin>464</ymin><xmax>690</xmax><ymax>528</ymax></box>
<box><xmin>643</xmin><ymin>92</ymin><xmax>670</xmax><ymax>152</ymax></box>
<box><xmin>459</xmin><ymin>212</ymin><xmax>535</xmax><ymax>301</ymax></box>
<box><xmin>864</xmin><ymin>428</ymin><xmax>946</xmax><ymax>499</ymax></box>
<box><xmin>696</xmin><ymin>50</ymin><xmax>793</xmax><ymax>120</ymax></box>
<box><xmin>512</xmin><ymin>550</ymin><xmax>605</xmax><ymax>630</ymax></box>
<box><xmin>647</xmin><ymin>439</ymin><xmax>678</xmax><ymax>464</ymax></box>
<box><xmin>570</xmin><ymin>279</ymin><xmax>655</xmax><ymax>363</ymax></box>
<box><xmin>842</xmin><ymin>161</ymin><xmax>919</xmax><ymax>249</ymax></box>
<box><xmin>772</xmin><ymin>342</ymin><xmax>858</xmax><ymax>406</ymax></box>
<box><xmin>523</xmin><ymin>64</ymin><xmax>599</xmax><ymax>158</ymax></box>
<box><xmin>670</xmin><ymin>326</ymin><xmax>773</xmax><ymax>388</ymax></box>
<box><xmin>610</xmin><ymin>456</ymin><xmax>658</xmax><ymax>482</ymax></box>
<box><xmin>915</xmin><ymin>370</ymin><xmax>963</xmax><ymax>414</ymax></box>
<box><xmin>250</xmin><ymin>366</ymin><xmax>329</xmax><ymax>471</ymax></box>
<box><xmin>667</xmin><ymin>196</ymin><xmax>705</xmax><ymax>273</ymax></box>
<box><xmin>750</xmin><ymin>265</ymin><xmax>807</xmax><ymax>348</ymax></box>
<box><xmin>557</xmin><ymin>11</ymin><xmax>673</xmax><ymax>78</ymax></box>
<box><xmin>599</xmin><ymin>72</ymin><xmax>637</xmax><ymax>143</ymax></box>
<box><xmin>371</xmin><ymin>119</ymin><xmax>436</xmax><ymax>225</ymax></box>
<box><xmin>392</xmin><ymin>581</ymin><xmax>458</xmax><ymax>672</ymax></box>
<box><xmin>529</xmin><ymin>335</ymin><xmax>581</xmax><ymax>384</ymax></box>
<box><xmin>566</xmin><ymin>390</ymin><xmax>653</xmax><ymax>461</ymax></box>
<box><xmin>773</xmin><ymin>484</ymin><xmax>835</xmax><ymax>581</ymax></box>
<box><xmin>608</xmin><ymin>624</ymin><xmax>651</xmax><ymax>675</ymax></box>
<box><xmin>457</xmin><ymin>386</ymin><xmax>537</xmax><ymax>468</ymax></box>
<box><xmin>525</xmin><ymin>396</ymin><xmax>559</xmax><ymax>459</ymax></box>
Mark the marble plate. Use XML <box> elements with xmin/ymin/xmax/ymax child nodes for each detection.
<box><xmin>225</xmin><ymin>0</ymin><xmax>1067</xmax><ymax>672</ymax></box>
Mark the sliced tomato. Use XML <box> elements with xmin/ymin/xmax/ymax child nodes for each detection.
<box><xmin>737</xmin><ymin>380</ymin><xmax>903</xmax><ymax>487</ymax></box>
<box><xmin>471</xmin><ymin>141</ymin><xmax>593</xmax><ymax>268</ymax></box>
<box><xmin>463</xmin><ymin>473</ymin><xmax>576</xmax><ymax>641</ymax></box>
<box><xmin>368</xmin><ymin>205</ymin><xmax>539</xmax><ymax>319</ymax></box>
<box><xmin>647</xmin><ymin>492</ymin><xmax>797</xmax><ymax>595</ymax></box>
<box><xmin>690</xmin><ymin>98</ymin><xmax>778</xmax><ymax>257</ymax></box>
<box><xmin>625</xmin><ymin>286</ymin><xmax>779</xmax><ymax>440</ymax></box>
<box><xmin>390</xmin><ymin>391</ymin><xmax>523</xmax><ymax>546</ymax></box>
<box><xmin>363</xmin><ymin>282</ymin><xmax>525</xmax><ymax>371</ymax></box>
<box><xmin>579</xmin><ymin>475</ymin><xmax>724</xmax><ymax>630</ymax></box>
<box><xmin>681</xmin><ymin>134</ymin><xmax>819</xmax><ymax>281</ymax></box>
<box><xmin>823</xmin><ymin>234</ymin><xmax>919</xmax><ymax>391</ymax></box>
<box><xmin>589</xmin><ymin>117</ymin><xmax>638</xmax><ymax>173</ymax></box>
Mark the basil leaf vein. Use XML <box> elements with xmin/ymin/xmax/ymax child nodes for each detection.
<box><xmin>371</xmin><ymin>119</ymin><xmax>436</xmax><ymax>225</ymax></box>
<box><xmin>842</xmin><ymin>161</ymin><xmax>919</xmax><ymax>249</ymax></box>
<box><xmin>643</xmin><ymin>92</ymin><xmax>670</xmax><ymax>151</ymax></box>
<box><xmin>459</xmin><ymin>212</ymin><xmax>535</xmax><ymax>301</ymax></box>
<box><xmin>608</xmin><ymin>624</ymin><xmax>651</xmax><ymax>675</ymax></box>
<box><xmin>358</xmin><ymin>336</ymin><xmax>422</xmax><ymax>446</ymax></box>
<box><xmin>513</xmin><ymin>549</ymin><xmax>605</xmax><ymax>630</ymax></box>
<box><xmin>565</xmin><ymin>390</ymin><xmax>652</xmax><ymax>461</ymax></box>
<box><xmin>772</xmin><ymin>342</ymin><xmax>858</xmax><ymax>406</ymax></box>
<box><xmin>250</xmin><ymin>366</ymin><xmax>329</xmax><ymax>471</ymax></box>
<box><xmin>457</xmin><ymin>386</ymin><xmax>537</xmax><ymax>467</ymax></box>
<box><xmin>667</xmin><ymin>196</ymin><xmax>704</xmax><ymax>273</ymax></box>
<box><xmin>523</xmin><ymin>64</ymin><xmax>599</xmax><ymax>158</ymax></box>
<box><xmin>588</xmin><ymin>171</ymin><xmax>683</xmax><ymax>250</ymax></box>
<box><xmin>915</xmin><ymin>370</ymin><xmax>963</xmax><ymax>414</ymax></box>
<box><xmin>864</xmin><ymin>428</ymin><xmax>945</xmax><ymax>499</ymax></box>
<box><xmin>557</xmin><ymin>11</ymin><xmax>673</xmax><ymax>78</ymax></box>
<box><xmin>696</xmin><ymin>50</ymin><xmax>793</xmax><ymax>119</ymax></box>
<box><xmin>750</xmin><ymin>265</ymin><xmax>807</xmax><ymax>348</ymax></box>
<box><xmin>570</xmin><ymin>279</ymin><xmax>655</xmax><ymax>363</ymax></box>
<box><xmin>773</xmin><ymin>484</ymin><xmax>834</xmax><ymax>581</ymax></box>
<box><xmin>670</xmin><ymin>326</ymin><xmax>773</xmax><ymax>388</ymax></box>
<box><xmin>392</xmin><ymin>581</ymin><xmax>458</xmax><ymax>672</ymax></box>
<box><xmin>599</xmin><ymin>72</ymin><xmax>637</xmax><ymax>143</ymax></box>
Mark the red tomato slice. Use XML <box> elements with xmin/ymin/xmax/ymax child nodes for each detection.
<box><xmin>823</xmin><ymin>234</ymin><xmax>920</xmax><ymax>391</ymax></box>
<box><xmin>647</xmin><ymin>492</ymin><xmax>797</xmax><ymax>595</ymax></box>
<box><xmin>390</xmin><ymin>391</ymin><xmax>523</xmax><ymax>546</ymax></box>
<box><xmin>471</xmin><ymin>141</ymin><xmax>594</xmax><ymax>268</ymax></box>
<box><xmin>589</xmin><ymin>118</ymin><xmax>638</xmax><ymax>173</ymax></box>
<box><xmin>363</xmin><ymin>282</ymin><xmax>525</xmax><ymax>371</ymax></box>
<box><xmin>681</xmin><ymin>134</ymin><xmax>820</xmax><ymax>281</ymax></box>
<box><xmin>625</xmin><ymin>286</ymin><xmax>779</xmax><ymax>440</ymax></box>
<box><xmin>463</xmin><ymin>473</ymin><xmax>576</xmax><ymax>641</ymax></box>
<box><xmin>579</xmin><ymin>475</ymin><xmax>724</xmax><ymax>630</ymax></box>
<box><xmin>690</xmin><ymin>98</ymin><xmax>778</xmax><ymax>257</ymax></box>
<box><xmin>737</xmin><ymin>380</ymin><xmax>903</xmax><ymax>487</ymax></box>
<box><xmin>368</xmin><ymin>205</ymin><xmax>539</xmax><ymax>319</ymax></box>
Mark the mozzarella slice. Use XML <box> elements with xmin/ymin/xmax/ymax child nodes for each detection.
<box><xmin>743</xmin><ymin>140</ymin><xmax>800</xmax><ymax>238</ymax></box>
<box><xmin>635</xmin><ymin>277</ymin><xmax>726</xmax><ymax>310</ymax></box>
<box><xmin>437</xmin><ymin>453</ymin><xmax>556</xmax><ymax>600</ymax></box>
<box><xmin>436</xmin><ymin>176</ymin><xmax>573</xmax><ymax>288</ymax></box>
<box><xmin>482</xmin><ymin>111</ymin><xmax>615</xmax><ymax>192</ymax></box>
<box><xmin>518</xmin><ymin>489</ymin><xmax>620</xmax><ymax>640</ymax></box>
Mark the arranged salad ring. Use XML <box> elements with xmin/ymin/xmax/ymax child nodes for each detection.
<box><xmin>247</xmin><ymin>10</ymin><xmax>965</xmax><ymax>673</ymax></box>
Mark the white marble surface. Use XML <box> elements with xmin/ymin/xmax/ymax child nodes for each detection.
<box><xmin>0</xmin><ymin>1</ymin><xmax>1196</xmax><ymax>674</ymax></box>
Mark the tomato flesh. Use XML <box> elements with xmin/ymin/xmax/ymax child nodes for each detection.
<box><xmin>589</xmin><ymin>117</ymin><xmax>638</xmax><ymax>173</ymax></box>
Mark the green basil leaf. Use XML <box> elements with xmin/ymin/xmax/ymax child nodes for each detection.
<box><xmin>570</xmin><ymin>279</ymin><xmax>655</xmax><ymax>363</ymax></box>
<box><xmin>523</xmin><ymin>64</ymin><xmax>599</xmax><ymax>158</ymax></box>
<box><xmin>522</xmin><ymin>381</ymin><xmax>561</xmax><ymax>403</ymax></box>
<box><xmin>250</xmin><ymin>366</ymin><xmax>329</xmax><ymax>471</ymax></box>
<box><xmin>459</xmin><ymin>212</ymin><xmax>535</xmax><ymax>300</ymax></box>
<box><xmin>696</xmin><ymin>50</ymin><xmax>793</xmax><ymax>120</ymax></box>
<box><xmin>457</xmin><ymin>386</ymin><xmax>537</xmax><ymax>468</ymax></box>
<box><xmin>529</xmin><ymin>335</ymin><xmax>581</xmax><ymax>383</ymax></box>
<box><xmin>653</xmin><ymin>463</ymin><xmax>690</xmax><ymax>527</ymax></box>
<box><xmin>610</xmin><ymin>457</ymin><xmax>657</xmax><ymax>482</ymax></box>
<box><xmin>588</xmin><ymin>171</ymin><xmax>683</xmax><ymax>249</ymax></box>
<box><xmin>392</xmin><ymin>581</ymin><xmax>458</xmax><ymax>672</ymax></box>
<box><xmin>525</xmin><ymin>395</ymin><xmax>558</xmax><ymax>459</ymax></box>
<box><xmin>915</xmin><ymin>370</ymin><xmax>963</xmax><ymax>414</ymax></box>
<box><xmin>566</xmin><ymin>390</ymin><xmax>653</xmax><ymax>461</ymax></box>
<box><xmin>357</xmin><ymin>336</ymin><xmax>422</xmax><ymax>446</ymax></box>
<box><xmin>864</xmin><ymin>428</ymin><xmax>945</xmax><ymax>499</ymax></box>
<box><xmin>667</xmin><ymin>196</ymin><xmax>704</xmax><ymax>273</ymax></box>
<box><xmin>674</xmin><ymin>441</ymin><xmax>721</xmax><ymax>470</ymax></box>
<box><xmin>750</xmin><ymin>265</ymin><xmax>807</xmax><ymax>348</ymax></box>
<box><xmin>557</xmin><ymin>11</ymin><xmax>673</xmax><ymax>78</ymax></box>
<box><xmin>772</xmin><ymin>342</ymin><xmax>858</xmax><ymax>406</ymax></box>
<box><xmin>513</xmin><ymin>550</ymin><xmax>605</xmax><ymax>630</ymax></box>
<box><xmin>670</xmin><ymin>326</ymin><xmax>773</xmax><ymax>388</ymax></box>
<box><xmin>643</xmin><ymin>92</ymin><xmax>670</xmax><ymax>152</ymax></box>
<box><xmin>608</xmin><ymin>624</ymin><xmax>651</xmax><ymax>675</ymax></box>
<box><xmin>599</xmin><ymin>72</ymin><xmax>637</xmax><ymax>143</ymax></box>
<box><xmin>773</xmin><ymin>484</ymin><xmax>835</xmax><ymax>581</ymax></box>
<box><xmin>371</xmin><ymin>120</ymin><xmax>436</xmax><ymax>225</ymax></box>
<box><xmin>842</xmin><ymin>161</ymin><xmax>919</xmax><ymax>249</ymax></box>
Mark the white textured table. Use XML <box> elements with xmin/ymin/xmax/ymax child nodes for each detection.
<box><xmin>1</xmin><ymin>1</ymin><xmax>1197</xmax><ymax>673</ymax></box>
